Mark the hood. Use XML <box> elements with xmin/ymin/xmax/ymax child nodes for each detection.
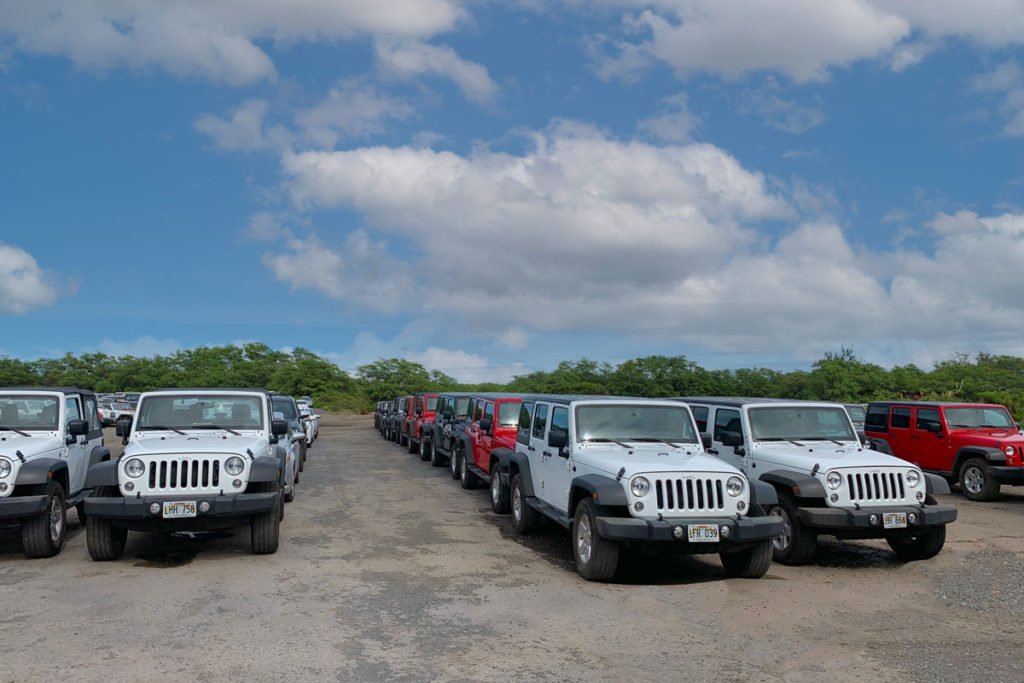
<box><xmin>949</xmin><ymin>428</ymin><xmax>1024</xmax><ymax>446</ymax></box>
<box><xmin>754</xmin><ymin>440</ymin><xmax>913</xmax><ymax>472</ymax></box>
<box><xmin>0</xmin><ymin>433</ymin><xmax>64</xmax><ymax>459</ymax></box>
<box><xmin>125</xmin><ymin>432</ymin><xmax>267</xmax><ymax>457</ymax></box>
<box><xmin>576</xmin><ymin>442</ymin><xmax>739</xmax><ymax>477</ymax></box>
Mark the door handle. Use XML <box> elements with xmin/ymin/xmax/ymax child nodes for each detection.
<box><xmin>542</xmin><ymin>450</ymin><xmax>552</xmax><ymax>457</ymax></box>
<box><xmin>911</xmin><ymin>435</ymin><xmax>921</xmax><ymax>439</ymax></box>
<box><xmin>527</xmin><ymin>445</ymin><xmax>535</xmax><ymax>451</ymax></box>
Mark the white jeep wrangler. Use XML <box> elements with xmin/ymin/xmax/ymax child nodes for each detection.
<box><xmin>0</xmin><ymin>387</ymin><xmax>109</xmax><ymax>557</ymax></box>
<box><xmin>492</xmin><ymin>396</ymin><xmax>783</xmax><ymax>581</ymax></box>
<box><xmin>83</xmin><ymin>389</ymin><xmax>288</xmax><ymax>560</ymax></box>
<box><xmin>680</xmin><ymin>397</ymin><xmax>958</xmax><ymax>563</ymax></box>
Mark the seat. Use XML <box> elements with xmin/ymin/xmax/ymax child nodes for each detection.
<box><xmin>1</xmin><ymin>404</ymin><xmax>18</xmax><ymax>424</ymax></box>
<box><xmin>231</xmin><ymin>404</ymin><xmax>252</xmax><ymax>424</ymax></box>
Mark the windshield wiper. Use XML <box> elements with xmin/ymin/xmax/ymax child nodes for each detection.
<box><xmin>583</xmin><ymin>437</ymin><xmax>634</xmax><ymax>449</ymax></box>
<box><xmin>0</xmin><ymin>425</ymin><xmax>30</xmax><ymax>437</ymax></box>
<box><xmin>629</xmin><ymin>437</ymin><xmax>686</xmax><ymax>448</ymax></box>
<box><xmin>191</xmin><ymin>424</ymin><xmax>241</xmax><ymax>435</ymax></box>
<box><xmin>138</xmin><ymin>425</ymin><xmax>186</xmax><ymax>435</ymax></box>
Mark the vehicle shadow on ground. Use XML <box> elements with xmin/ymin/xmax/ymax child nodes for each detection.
<box><xmin>0</xmin><ymin>517</ymin><xmax>86</xmax><ymax>558</ymax></box>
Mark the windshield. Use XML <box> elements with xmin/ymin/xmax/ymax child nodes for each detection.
<box><xmin>272</xmin><ymin>398</ymin><xmax>297</xmax><ymax>420</ymax></box>
<box><xmin>749</xmin><ymin>406</ymin><xmax>856</xmax><ymax>441</ymax></box>
<box><xmin>575</xmin><ymin>404</ymin><xmax>699</xmax><ymax>443</ymax></box>
<box><xmin>497</xmin><ymin>401</ymin><xmax>521</xmax><ymax>426</ymax></box>
<box><xmin>845</xmin><ymin>405</ymin><xmax>866</xmax><ymax>423</ymax></box>
<box><xmin>426</xmin><ymin>396</ymin><xmax>438</xmax><ymax>411</ymax></box>
<box><xmin>136</xmin><ymin>395</ymin><xmax>265</xmax><ymax>430</ymax></box>
<box><xmin>944</xmin><ymin>406</ymin><xmax>1015</xmax><ymax>429</ymax></box>
<box><xmin>0</xmin><ymin>395</ymin><xmax>59</xmax><ymax>430</ymax></box>
<box><xmin>455</xmin><ymin>397</ymin><xmax>469</xmax><ymax>418</ymax></box>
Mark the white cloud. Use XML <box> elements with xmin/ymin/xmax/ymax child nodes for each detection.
<box><xmin>195</xmin><ymin>99</ymin><xmax>276</xmax><ymax>151</ymax></box>
<box><xmin>375</xmin><ymin>39</ymin><xmax>498</xmax><ymax>104</ymax></box>
<box><xmin>0</xmin><ymin>242</ymin><xmax>61</xmax><ymax>313</ymax></box>
<box><xmin>498</xmin><ymin>327</ymin><xmax>528</xmax><ymax>349</ymax></box>
<box><xmin>0</xmin><ymin>0</ymin><xmax>466</xmax><ymax>85</ymax></box>
<box><xmin>294</xmin><ymin>80</ymin><xmax>415</xmax><ymax>147</ymax></box>
<box><xmin>637</xmin><ymin>92</ymin><xmax>699</xmax><ymax>142</ymax></box>
<box><xmin>406</xmin><ymin>347</ymin><xmax>528</xmax><ymax>383</ymax></box>
<box><xmin>739</xmin><ymin>79</ymin><xmax>825</xmax><ymax>133</ymax></box>
<box><xmin>96</xmin><ymin>335</ymin><xmax>181</xmax><ymax>357</ymax></box>
<box><xmin>970</xmin><ymin>61</ymin><xmax>1024</xmax><ymax>136</ymax></box>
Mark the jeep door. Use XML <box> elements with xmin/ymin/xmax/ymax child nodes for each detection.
<box><xmin>545</xmin><ymin>405</ymin><xmax>573</xmax><ymax>512</ymax></box>
<box><xmin>527</xmin><ymin>402</ymin><xmax>557</xmax><ymax>508</ymax></box>
<box><xmin>913</xmin><ymin>407</ymin><xmax>950</xmax><ymax>470</ymax></box>
<box><xmin>63</xmin><ymin>395</ymin><xmax>90</xmax><ymax>493</ymax></box>
<box><xmin>710</xmin><ymin>406</ymin><xmax>745</xmax><ymax>472</ymax></box>
<box><xmin>79</xmin><ymin>394</ymin><xmax>104</xmax><ymax>493</ymax></box>
<box><xmin>886</xmin><ymin>406</ymin><xmax>914</xmax><ymax>459</ymax></box>
<box><xmin>473</xmin><ymin>401</ymin><xmax>495</xmax><ymax>470</ymax></box>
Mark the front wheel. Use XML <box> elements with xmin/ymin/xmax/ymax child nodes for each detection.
<box><xmin>459</xmin><ymin>453</ymin><xmax>478</xmax><ymax>490</ymax></box>
<box><xmin>251</xmin><ymin>496</ymin><xmax>281</xmax><ymax>554</ymax></box>
<box><xmin>22</xmin><ymin>481</ymin><xmax>67</xmax><ymax>558</ymax></box>
<box><xmin>720</xmin><ymin>539</ymin><xmax>773</xmax><ymax>578</ymax></box>
<box><xmin>959</xmin><ymin>458</ymin><xmax>1000</xmax><ymax>501</ymax></box>
<box><xmin>572</xmin><ymin>499</ymin><xmax>619</xmax><ymax>581</ymax></box>
<box><xmin>766</xmin><ymin>492</ymin><xmax>817</xmax><ymax>564</ymax></box>
<box><xmin>490</xmin><ymin>466</ymin><xmax>510</xmax><ymax>514</ymax></box>
<box><xmin>430</xmin><ymin>441</ymin><xmax>446</xmax><ymax>468</ymax></box>
<box><xmin>85</xmin><ymin>487</ymin><xmax>128</xmax><ymax>561</ymax></box>
<box><xmin>419</xmin><ymin>437</ymin><xmax>433</xmax><ymax>462</ymax></box>
<box><xmin>887</xmin><ymin>525</ymin><xmax>946</xmax><ymax>561</ymax></box>
<box><xmin>449</xmin><ymin>446</ymin><xmax>461</xmax><ymax>479</ymax></box>
<box><xmin>511</xmin><ymin>474</ymin><xmax>539</xmax><ymax>534</ymax></box>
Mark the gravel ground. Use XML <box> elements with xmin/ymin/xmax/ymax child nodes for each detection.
<box><xmin>2</xmin><ymin>414</ymin><xmax>1023</xmax><ymax>682</ymax></box>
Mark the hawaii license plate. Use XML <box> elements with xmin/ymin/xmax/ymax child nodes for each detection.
<box><xmin>687</xmin><ymin>524</ymin><xmax>720</xmax><ymax>542</ymax></box>
<box><xmin>883</xmin><ymin>512</ymin><xmax>907</xmax><ymax>529</ymax></box>
<box><xmin>162</xmin><ymin>501</ymin><xmax>197</xmax><ymax>519</ymax></box>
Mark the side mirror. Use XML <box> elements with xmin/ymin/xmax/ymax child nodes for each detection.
<box><xmin>271</xmin><ymin>419</ymin><xmax>288</xmax><ymax>436</ymax></box>
<box><xmin>720</xmin><ymin>431</ymin><xmax>744</xmax><ymax>447</ymax></box>
<box><xmin>548</xmin><ymin>430</ymin><xmax>568</xmax><ymax>449</ymax></box>
<box><xmin>478</xmin><ymin>419</ymin><xmax>493</xmax><ymax>433</ymax></box>
<box><xmin>923</xmin><ymin>422</ymin><xmax>942</xmax><ymax>433</ymax></box>
<box><xmin>68</xmin><ymin>419</ymin><xmax>89</xmax><ymax>437</ymax></box>
<box><xmin>416</xmin><ymin>408</ymin><xmax>423</xmax><ymax>417</ymax></box>
<box><xmin>115</xmin><ymin>417</ymin><xmax>133</xmax><ymax>437</ymax></box>
<box><xmin>701</xmin><ymin>433</ymin><xmax>712</xmax><ymax>449</ymax></box>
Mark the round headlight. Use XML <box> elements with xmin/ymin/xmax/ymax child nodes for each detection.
<box><xmin>124</xmin><ymin>458</ymin><xmax>146</xmax><ymax>478</ymax></box>
<box><xmin>826</xmin><ymin>471</ymin><xmax>842</xmax><ymax>490</ymax></box>
<box><xmin>905</xmin><ymin>469</ymin><xmax>920</xmax><ymax>487</ymax></box>
<box><xmin>1005</xmin><ymin>445</ymin><xmax>1015</xmax><ymax>457</ymax></box>
<box><xmin>630</xmin><ymin>476</ymin><xmax>651</xmax><ymax>497</ymax></box>
<box><xmin>726</xmin><ymin>476</ymin><xmax>744</xmax><ymax>497</ymax></box>
<box><xmin>0</xmin><ymin>458</ymin><xmax>11</xmax><ymax>479</ymax></box>
<box><xmin>224</xmin><ymin>456</ymin><xmax>245</xmax><ymax>476</ymax></box>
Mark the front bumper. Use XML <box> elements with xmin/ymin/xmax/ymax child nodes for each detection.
<box><xmin>988</xmin><ymin>466</ymin><xmax>1024</xmax><ymax>484</ymax></box>
<box><xmin>798</xmin><ymin>504</ymin><xmax>957</xmax><ymax>530</ymax></box>
<box><xmin>84</xmin><ymin>491</ymin><xmax>278</xmax><ymax>521</ymax></box>
<box><xmin>0</xmin><ymin>495</ymin><xmax>49</xmax><ymax>520</ymax></box>
<box><xmin>595</xmin><ymin>515</ymin><xmax>783</xmax><ymax>545</ymax></box>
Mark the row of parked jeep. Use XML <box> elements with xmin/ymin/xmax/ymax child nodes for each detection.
<box><xmin>371</xmin><ymin>393</ymin><xmax>1011</xmax><ymax>580</ymax></box>
<box><xmin>0</xmin><ymin>386</ymin><xmax>320</xmax><ymax>560</ymax></box>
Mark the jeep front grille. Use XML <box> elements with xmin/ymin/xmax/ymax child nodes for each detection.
<box><xmin>149</xmin><ymin>459</ymin><xmax>221</xmax><ymax>490</ymax></box>
<box><xmin>653</xmin><ymin>477</ymin><xmax>725</xmax><ymax>512</ymax></box>
<box><xmin>846</xmin><ymin>471</ymin><xmax>905</xmax><ymax>502</ymax></box>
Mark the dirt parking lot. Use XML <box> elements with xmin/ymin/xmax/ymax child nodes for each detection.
<box><xmin>2</xmin><ymin>413</ymin><xmax>1023</xmax><ymax>681</ymax></box>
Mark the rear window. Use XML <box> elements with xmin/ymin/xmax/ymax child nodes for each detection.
<box><xmin>532</xmin><ymin>405</ymin><xmax>549</xmax><ymax>438</ymax></box>
<box><xmin>483</xmin><ymin>402</ymin><xmax>495</xmax><ymax>423</ymax></box>
<box><xmin>891</xmin><ymin>407</ymin><xmax>911</xmax><ymax>429</ymax></box>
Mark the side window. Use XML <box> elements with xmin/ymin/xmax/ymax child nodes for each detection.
<box><xmin>891</xmin><ymin>407</ymin><xmax>911</xmax><ymax>429</ymax></box>
<box><xmin>691</xmin><ymin>406</ymin><xmax>709</xmax><ymax>433</ymax></box>
<box><xmin>916</xmin><ymin>408</ymin><xmax>941</xmax><ymax>431</ymax></box>
<box><xmin>83</xmin><ymin>396</ymin><xmax>101</xmax><ymax>433</ymax></box>
<box><xmin>65</xmin><ymin>396</ymin><xmax>81</xmax><ymax>429</ymax></box>
<box><xmin>455</xmin><ymin>397</ymin><xmax>469</xmax><ymax>418</ymax></box>
<box><xmin>713</xmin><ymin>409</ymin><xmax>741</xmax><ymax>441</ymax></box>
<box><xmin>517</xmin><ymin>401</ymin><xmax>535</xmax><ymax>445</ymax></box>
<box><xmin>474</xmin><ymin>399</ymin><xmax>485</xmax><ymax>421</ymax></box>
<box><xmin>865</xmin><ymin>404</ymin><xmax>888</xmax><ymax>431</ymax></box>
<box><xmin>551</xmin><ymin>407</ymin><xmax>569</xmax><ymax>435</ymax></box>
<box><xmin>483</xmin><ymin>402</ymin><xmax>494</xmax><ymax>424</ymax></box>
<box><xmin>532</xmin><ymin>404</ymin><xmax>549</xmax><ymax>439</ymax></box>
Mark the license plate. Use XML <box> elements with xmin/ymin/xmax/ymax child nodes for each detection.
<box><xmin>883</xmin><ymin>512</ymin><xmax>907</xmax><ymax>529</ymax></box>
<box><xmin>687</xmin><ymin>524</ymin><xmax>720</xmax><ymax>543</ymax></box>
<box><xmin>162</xmin><ymin>501</ymin><xmax>197</xmax><ymax>518</ymax></box>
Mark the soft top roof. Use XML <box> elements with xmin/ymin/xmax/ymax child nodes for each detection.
<box><xmin>0</xmin><ymin>386</ymin><xmax>95</xmax><ymax>397</ymax></box>
<box><xmin>677</xmin><ymin>396</ymin><xmax>831</xmax><ymax>408</ymax></box>
<box><xmin>866</xmin><ymin>400</ymin><xmax>1007</xmax><ymax>409</ymax></box>
<box><xmin>520</xmin><ymin>394</ymin><xmax>689</xmax><ymax>406</ymax></box>
<box><xmin>150</xmin><ymin>388</ymin><xmax>271</xmax><ymax>395</ymax></box>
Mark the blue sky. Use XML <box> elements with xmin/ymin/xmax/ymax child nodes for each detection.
<box><xmin>2</xmin><ymin>1</ymin><xmax>1024</xmax><ymax>382</ymax></box>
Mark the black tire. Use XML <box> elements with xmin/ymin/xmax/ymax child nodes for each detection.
<box><xmin>490</xmin><ymin>464</ymin><xmax>510</xmax><ymax>514</ymax></box>
<box><xmin>21</xmin><ymin>481</ymin><xmax>67</xmax><ymax>558</ymax></box>
<box><xmin>511</xmin><ymin>474</ymin><xmax>540</xmax><ymax>534</ymax></box>
<box><xmin>284</xmin><ymin>485</ymin><xmax>295</xmax><ymax>503</ymax></box>
<box><xmin>449</xmin><ymin>444</ymin><xmax>461</xmax><ymax>479</ymax></box>
<box><xmin>459</xmin><ymin>452</ymin><xmax>478</xmax><ymax>490</ymax></box>
<box><xmin>407</xmin><ymin>431</ymin><xmax>418</xmax><ymax>454</ymax></box>
<box><xmin>720</xmin><ymin>539</ymin><xmax>773</xmax><ymax>578</ymax></box>
<box><xmin>298</xmin><ymin>443</ymin><xmax>306</xmax><ymax>472</ymax></box>
<box><xmin>430</xmin><ymin>440</ymin><xmax>447</xmax><ymax>468</ymax></box>
<box><xmin>399</xmin><ymin>429</ymin><xmax>408</xmax><ymax>447</ymax></box>
<box><xmin>419</xmin><ymin>437</ymin><xmax>432</xmax><ymax>462</ymax></box>
<box><xmin>766</xmin><ymin>491</ymin><xmax>817</xmax><ymax>564</ymax></box>
<box><xmin>887</xmin><ymin>525</ymin><xmax>946</xmax><ymax>561</ymax></box>
<box><xmin>86</xmin><ymin>487</ymin><xmax>128</xmax><ymax>561</ymax></box>
<box><xmin>251</xmin><ymin>494</ymin><xmax>281</xmax><ymax>554</ymax></box>
<box><xmin>959</xmin><ymin>457</ymin><xmax>1000</xmax><ymax>501</ymax></box>
<box><xmin>572</xmin><ymin>499</ymin><xmax>619</xmax><ymax>581</ymax></box>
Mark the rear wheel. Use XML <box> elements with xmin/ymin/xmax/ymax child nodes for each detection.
<box><xmin>430</xmin><ymin>441</ymin><xmax>446</xmax><ymax>468</ymax></box>
<box><xmin>22</xmin><ymin>481</ymin><xmax>67</xmax><ymax>558</ymax></box>
<box><xmin>449</xmin><ymin>445</ymin><xmax>461</xmax><ymax>479</ymax></box>
<box><xmin>407</xmin><ymin>431</ymin><xmax>418</xmax><ymax>454</ymax></box>
<box><xmin>766</xmin><ymin>492</ymin><xmax>817</xmax><ymax>564</ymax></box>
<box><xmin>959</xmin><ymin>458</ymin><xmax>1000</xmax><ymax>501</ymax></box>
<box><xmin>511</xmin><ymin>474</ymin><xmax>539</xmax><ymax>534</ymax></box>
<box><xmin>572</xmin><ymin>499</ymin><xmax>619</xmax><ymax>581</ymax></box>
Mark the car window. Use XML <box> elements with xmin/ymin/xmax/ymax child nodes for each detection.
<box><xmin>713</xmin><ymin>409</ymin><xmax>740</xmax><ymax>441</ymax></box>
<box><xmin>497</xmin><ymin>401</ymin><xmax>520</xmax><ymax>426</ymax></box>
<box><xmin>65</xmin><ymin>396</ymin><xmax>81</xmax><ymax>428</ymax></box>
<box><xmin>83</xmin><ymin>396</ymin><xmax>101</xmax><ymax>432</ymax></box>
<box><xmin>517</xmin><ymin>401</ymin><xmax>534</xmax><ymax>445</ymax></box>
<box><xmin>455</xmin><ymin>397</ymin><xmax>470</xmax><ymax>418</ymax></box>
<box><xmin>916</xmin><ymin>408</ymin><xmax>941</xmax><ymax>431</ymax></box>
<box><xmin>691</xmin><ymin>405</ymin><xmax>709</xmax><ymax>433</ymax></box>
<box><xmin>532</xmin><ymin>404</ymin><xmax>549</xmax><ymax>439</ymax></box>
<box><xmin>551</xmin><ymin>407</ymin><xmax>569</xmax><ymax>435</ymax></box>
<box><xmin>891</xmin><ymin>407</ymin><xmax>911</xmax><ymax>429</ymax></box>
<box><xmin>483</xmin><ymin>402</ymin><xmax>495</xmax><ymax>424</ymax></box>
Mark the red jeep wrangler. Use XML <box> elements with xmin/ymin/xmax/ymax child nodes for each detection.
<box><xmin>405</xmin><ymin>393</ymin><xmax>439</xmax><ymax>455</ymax></box>
<box><xmin>451</xmin><ymin>394</ymin><xmax>523</xmax><ymax>513</ymax></box>
<box><xmin>864</xmin><ymin>401</ymin><xmax>1024</xmax><ymax>501</ymax></box>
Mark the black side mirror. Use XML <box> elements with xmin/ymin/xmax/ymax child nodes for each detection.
<box><xmin>271</xmin><ymin>419</ymin><xmax>288</xmax><ymax>436</ymax></box>
<box><xmin>68</xmin><ymin>419</ymin><xmax>89</xmax><ymax>437</ymax></box>
<box><xmin>701</xmin><ymin>433</ymin><xmax>712</xmax><ymax>449</ymax></box>
<box><xmin>923</xmin><ymin>422</ymin><xmax>942</xmax><ymax>433</ymax></box>
<box><xmin>115</xmin><ymin>417</ymin><xmax>133</xmax><ymax>437</ymax></box>
<box><xmin>416</xmin><ymin>408</ymin><xmax>423</xmax><ymax>417</ymax></box>
<box><xmin>478</xmin><ymin>419</ymin><xmax>492</xmax><ymax>433</ymax></box>
<box><xmin>548</xmin><ymin>430</ymin><xmax>568</xmax><ymax>449</ymax></box>
<box><xmin>720</xmin><ymin>431</ymin><xmax>744</xmax><ymax>447</ymax></box>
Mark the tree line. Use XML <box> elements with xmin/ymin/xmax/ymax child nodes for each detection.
<box><xmin>3</xmin><ymin>345</ymin><xmax>1024</xmax><ymax>420</ymax></box>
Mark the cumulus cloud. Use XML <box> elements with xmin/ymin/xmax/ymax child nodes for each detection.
<box><xmin>195</xmin><ymin>99</ymin><xmax>277</xmax><ymax>151</ymax></box>
<box><xmin>739</xmin><ymin>79</ymin><xmax>825</xmax><ymax>133</ymax></box>
<box><xmin>405</xmin><ymin>347</ymin><xmax>529</xmax><ymax>383</ymax></box>
<box><xmin>637</xmin><ymin>92</ymin><xmax>700</xmax><ymax>142</ymax></box>
<box><xmin>970</xmin><ymin>61</ymin><xmax>1024</xmax><ymax>136</ymax></box>
<box><xmin>0</xmin><ymin>242</ymin><xmax>61</xmax><ymax>313</ymax></box>
<box><xmin>375</xmin><ymin>39</ymin><xmax>498</xmax><ymax>104</ymax></box>
<box><xmin>0</xmin><ymin>0</ymin><xmax>466</xmax><ymax>84</ymax></box>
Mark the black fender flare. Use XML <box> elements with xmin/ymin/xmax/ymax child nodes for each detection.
<box><xmin>490</xmin><ymin>447</ymin><xmax>515</xmax><ymax>475</ymax></box>
<box><xmin>924</xmin><ymin>472</ymin><xmax>951</xmax><ymax>495</ymax></box>
<box><xmin>955</xmin><ymin>446</ymin><xmax>1006</xmax><ymax>467</ymax></box>
<box><xmin>759</xmin><ymin>469</ymin><xmax>827</xmax><ymax>500</ymax></box>
<box><xmin>865</xmin><ymin>436</ymin><xmax>893</xmax><ymax>455</ymax></box>
<box><xmin>88</xmin><ymin>445</ymin><xmax>111</xmax><ymax>469</ymax></box>
<box><xmin>504</xmin><ymin>452</ymin><xmax>535</xmax><ymax>497</ymax></box>
<box><xmin>85</xmin><ymin>460</ymin><xmax>119</xmax><ymax>488</ymax></box>
<box><xmin>456</xmin><ymin>434</ymin><xmax>474</xmax><ymax>457</ymax></box>
<box><xmin>14</xmin><ymin>457</ymin><xmax>68</xmax><ymax>487</ymax></box>
<box><xmin>249</xmin><ymin>455</ymin><xmax>283</xmax><ymax>484</ymax></box>
<box><xmin>569</xmin><ymin>473</ymin><xmax>628</xmax><ymax>508</ymax></box>
<box><xmin>749</xmin><ymin>479</ymin><xmax>779</xmax><ymax>507</ymax></box>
